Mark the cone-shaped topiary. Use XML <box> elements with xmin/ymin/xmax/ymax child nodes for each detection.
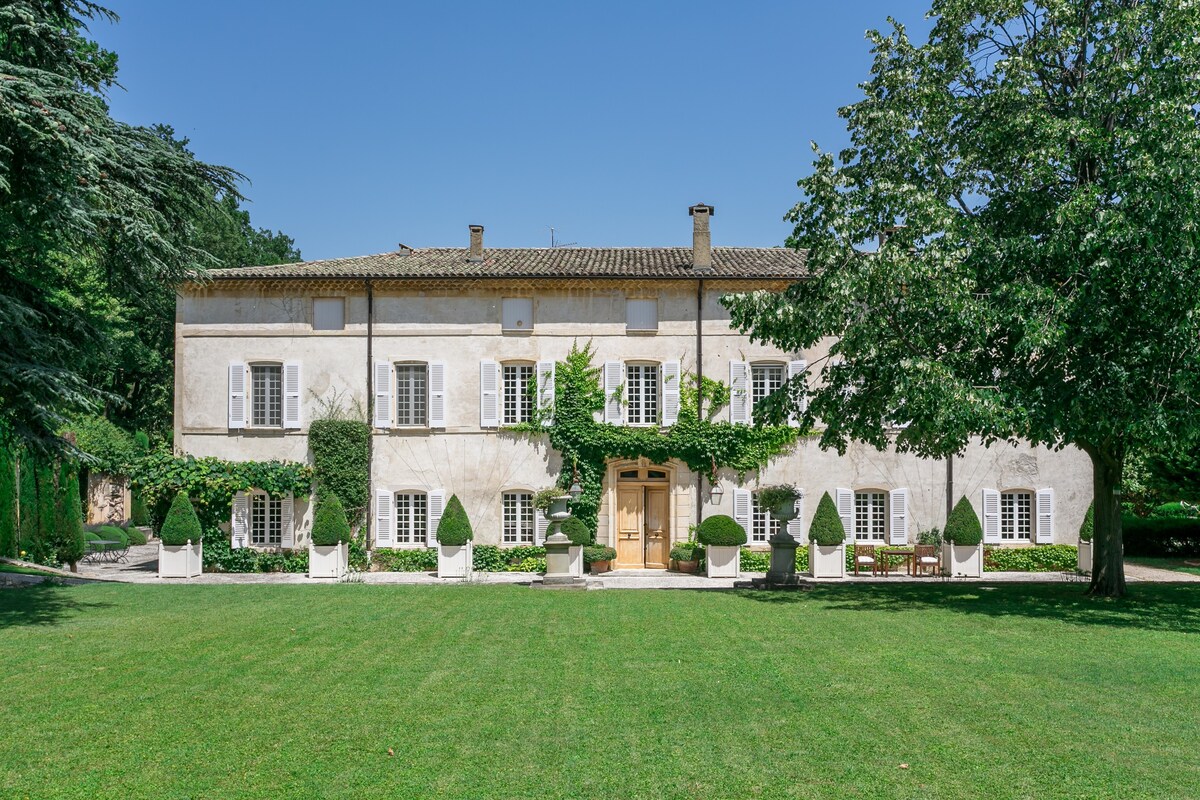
<box><xmin>436</xmin><ymin>494</ymin><xmax>473</xmax><ymax>546</ymax></box>
<box><xmin>1078</xmin><ymin>503</ymin><xmax>1094</xmax><ymax>542</ymax></box>
<box><xmin>944</xmin><ymin>495</ymin><xmax>983</xmax><ymax>546</ymax></box>
<box><xmin>311</xmin><ymin>493</ymin><xmax>351</xmax><ymax>546</ymax></box>
<box><xmin>809</xmin><ymin>491</ymin><xmax>846</xmax><ymax>546</ymax></box>
<box><xmin>559</xmin><ymin>516</ymin><xmax>593</xmax><ymax>546</ymax></box>
<box><xmin>695</xmin><ymin>514</ymin><xmax>747</xmax><ymax>546</ymax></box>
<box><xmin>160</xmin><ymin>492</ymin><xmax>203</xmax><ymax>546</ymax></box>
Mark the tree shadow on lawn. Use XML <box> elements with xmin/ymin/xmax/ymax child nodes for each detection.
<box><xmin>0</xmin><ymin>583</ymin><xmax>114</xmax><ymax>630</ymax></box>
<box><xmin>732</xmin><ymin>582</ymin><xmax>1200</xmax><ymax>634</ymax></box>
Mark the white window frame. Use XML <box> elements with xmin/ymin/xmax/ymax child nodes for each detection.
<box><xmin>750</xmin><ymin>496</ymin><xmax>782</xmax><ymax>544</ymax></box>
<box><xmin>750</xmin><ymin>361</ymin><xmax>786</xmax><ymax>417</ymax></box>
<box><xmin>502</xmin><ymin>491</ymin><xmax>535</xmax><ymax>545</ymax></box>
<box><xmin>854</xmin><ymin>490</ymin><xmax>888</xmax><ymax>542</ymax></box>
<box><xmin>502</xmin><ymin>362</ymin><xmax>535</xmax><ymax>425</ymax></box>
<box><xmin>501</xmin><ymin>297</ymin><xmax>534</xmax><ymax>332</ymax></box>
<box><xmin>395</xmin><ymin>361</ymin><xmax>428</xmax><ymax>427</ymax></box>
<box><xmin>249</xmin><ymin>362</ymin><xmax>283</xmax><ymax>428</ymax></box>
<box><xmin>625</xmin><ymin>362</ymin><xmax>660</xmax><ymax>426</ymax></box>
<box><xmin>249</xmin><ymin>491</ymin><xmax>283</xmax><ymax>547</ymax></box>
<box><xmin>312</xmin><ymin>297</ymin><xmax>345</xmax><ymax>331</ymax></box>
<box><xmin>1000</xmin><ymin>490</ymin><xmax>1033</xmax><ymax>542</ymax></box>
<box><xmin>394</xmin><ymin>491</ymin><xmax>429</xmax><ymax>547</ymax></box>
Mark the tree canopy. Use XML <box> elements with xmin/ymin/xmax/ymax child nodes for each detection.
<box><xmin>722</xmin><ymin>0</ymin><xmax>1200</xmax><ymax>596</ymax></box>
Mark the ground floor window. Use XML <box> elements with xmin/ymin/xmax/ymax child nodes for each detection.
<box><xmin>502</xmin><ymin>492</ymin><xmax>535</xmax><ymax>544</ymax></box>
<box><xmin>751</xmin><ymin>497</ymin><xmax>781</xmax><ymax>544</ymax></box>
<box><xmin>250</xmin><ymin>493</ymin><xmax>282</xmax><ymax>546</ymax></box>
<box><xmin>1000</xmin><ymin>491</ymin><xmax>1032</xmax><ymax>541</ymax></box>
<box><xmin>854</xmin><ymin>491</ymin><xmax>886</xmax><ymax>542</ymax></box>
<box><xmin>395</xmin><ymin>492</ymin><xmax>428</xmax><ymax>545</ymax></box>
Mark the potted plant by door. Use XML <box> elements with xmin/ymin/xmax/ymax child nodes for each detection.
<box><xmin>943</xmin><ymin>496</ymin><xmax>984</xmax><ymax>577</ymax></box>
<box><xmin>669</xmin><ymin>541</ymin><xmax>701</xmax><ymax>573</ymax></box>
<box><xmin>808</xmin><ymin>492</ymin><xmax>846</xmax><ymax>578</ymax></box>
<box><xmin>158</xmin><ymin>491</ymin><xmax>203</xmax><ymax>578</ymax></box>
<box><xmin>560</xmin><ymin>516</ymin><xmax>592</xmax><ymax>578</ymax></box>
<box><xmin>1077</xmin><ymin>503</ymin><xmax>1094</xmax><ymax>575</ymax></box>
<box><xmin>696</xmin><ymin>515</ymin><xmax>746</xmax><ymax>578</ymax></box>
<box><xmin>436</xmin><ymin>495</ymin><xmax>473</xmax><ymax>578</ymax></box>
<box><xmin>583</xmin><ymin>545</ymin><xmax>617</xmax><ymax>574</ymax></box>
<box><xmin>309</xmin><ymin>493</ymin><xmax>350</xmax><ymax>579</ymax></box>
<box><xmin>756</xmin><ymin>484</ymin><xmax>800</xmax><ymax>523</ymax></box>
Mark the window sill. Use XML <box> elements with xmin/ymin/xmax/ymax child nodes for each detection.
<box><xmin>626</xmin><ymin>328</ymin><xmax>659</xmax><ymax>335</ymax></box>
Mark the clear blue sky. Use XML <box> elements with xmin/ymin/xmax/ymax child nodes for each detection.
<box><xmin>96</xmin><ymin>1</ymin><xmax>931</xmax><ymax>261</ymax></box>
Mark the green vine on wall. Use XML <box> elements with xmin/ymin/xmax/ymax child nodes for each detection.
<box><xmin>512</xmin><ymin>341</ymin><xmax>798</xmax><ymax>533</ymax></box>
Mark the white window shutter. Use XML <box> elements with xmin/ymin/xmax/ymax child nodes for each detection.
<box><xmin>231</xmin><ymin>492</ymin><xmax>249</xmax><ymax>548</ymax></box>
<box><xmin>982</xmin><ymin>489</ymin><xmax>1001</xmax><ymax>544</ymax></box>
<box><xmin>661</xmin><ymin>360</ymin><xmax>681</xmax><ymax>426</ymax></box>
<box><xmin>732</xmin><ymin>489</ymin><xmax>752</xmax><ymax>540</ymax></box>
<box><xmin>280</xmin><ymin>493</ymin><xmax>295</xmax><ymax>548</ymax></box>
<box><xmin>375</xmin><ymin>489</ymin><xmax>394</xmax><ymax>549</ymax></box>
<box><xmin>603</xmin><ymin>360</ymin><xmax>624</xmax><ymax>425</ymax></box>
<box><xmin>787</xmin><ymin>489</ymin><xmax>805</xmax><ymax>542</ymax></box>
<box><xmin>480</xmin><ymin>360</ymin><xmax>500</xmax><ymax>428</ymax></box>
<box><xmin>889</xmin><ymin>488</ymin><xmax>909</xmax><ymax>545</ymax></box>
<box><xmin>729</xmin><ymin>361</ymin><xmax>749</xmax><ymax>424</ymax></box>
<box><xmin>1036</xmin><ymin>488</ymin><xmax>1054</xmax><ymax>544</ymax></box>
<box><xmin>535</xmin><ymin>508</ymin><xmax>549</xmax><ymax>545</ymax></box>
<box><xmin>836</xmin><ymin>488</ymin><xmax>854</xmax><ymax>544</ymax></box>
<box><xmin>787</xmin><ymin>359</ymin><xmax>807</xmax><ymax>424</ymax></box>
<box><xmin>428</xmin><ymin>361</ymin><xmax>447</xmax><ymax>428</ymax></box>
<box><xmin>283</xmin><ymin>362</ymin><xmax>302</xmax><ymax>429</ymax></box>
<box><xmin>536</xmin><ymin>360</ymin><xmax>555</xmax><ymax>426</ymax></box>
<box><xmin>427</xmin><ymin>489</ymin><xmax>446</xmax><ymax>547</ymax></box>
<box><xmin>228</xmin><ymin>363</ymin><xmax>247</xmax><ymax>429</ymax></box>
<box><xmin>374</xmin><ymin>361</ymin><xmax>392</xmax><ymax>429</ymax></box>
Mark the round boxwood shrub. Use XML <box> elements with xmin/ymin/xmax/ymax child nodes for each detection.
<box><xmin>436</xmin><ymin>494</ymin><xmax>473</xmax><ymax>546</ymax></box>
<box><xmin>1079</xmin><ymin>502</ymin><xmax>1094</xmax><ymax>542</ymax></box>
<box><xmin>559</xmin><ymin>516</ymin><xmax>593</xmax><ymax>546</ymax></box>
<box><xmin>810</xmin><ymin>491</ymin><xmax>846</xmax><ymax>546</ymax></box>
<box><xmin>159</xmin><ymin>492</ymin><xmax>203</xmax><ymax>546</ymax></box>
<box><xmin>311</xmin><ymin>493</ymin><xmax>351</xmax><ymax>546</ymax></box>
<box><xmin>944</xmin><ymin>496</ymin><xmax>983</xmax><ymax>546</ymax></box>
<box><xmin>695</xmin><ymin>514</ymin><xmax>747</xmax><ymax>547</ymax></box>
<box><xmin>125</xmin><ymin>526</ymin><xmax>148</xmax><ymax>546</ymax></box>
<box><xmin>583</xmin><ymin>544</ymin><xmax>616</xmax><ymax>564</ymax></box>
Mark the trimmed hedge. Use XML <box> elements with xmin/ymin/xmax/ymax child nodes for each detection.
<box><xmin>309</xmin><ymin>420</ymin><xmax>370</xmax><ymax>522</ymax></box>
<box><xmin>669</xmin><ymin>542</ymin><xmax>702</xmax><ymax>562</ymax></box>
<box><xmin>202</xmin><ymin>533</ymin><xmax>308</xmax><ymax>573</ymax></box>
<box><xmin>696</xmin><ymin>514</ymin><xmax>747</xmax><ymax>547</ymax></box>
<box><xmin>945</xmin><ymin>496</ymin><xmax>983</xmax><ymax>546</ymax></box>
<box><xmin>984</xmin><ymin>545</ymin><xmax>1077</xmax><ymax>572</ymax></box>
<box><xmin>0</xmin><ymin>444</ymin><xmax>16</xmax><ymax>558</ymax></box>
<box><xmin>583</xmin><ymin>545</ymin><xmax>616</xmax><ymax>564</ymax></box>
<box><xmin>311</xmin><ymin>494</ymin><xmax>351</xmax><ymax>546</ymax></box>
<box><xmin>435</xmin><ymin>495</ymin><xmax>473</xmax><ymax>546</ymax></box>
<box><xmin>1079</xmin><ymin>503</ymin><xmax>1094</xmax><ymax>542</ymax></box>
<box><xmin>471</xmin><ymin>545</ymin><xmax>547</xmax><ymax>572</ymax></box>
<box><xmin>1123</xmin><ymin>515</ymin><xmax>1200</xmax><ymax>557</ymax></box>
<box><xmin>126</xmin><ymin>526</ymin><xmax>148</xmax><ymax>546</ymax></box>
<box><xmin>559</xmin><ymin>516</ymin><xmax>593</xmax><ymax>546</ymax></box>
<box><xmin>372</xmin><ymin>548</ymin><xmax>438</xmax><ymax>572</ymax></box>
<box><xmin>809</xmin><ymin>492</ymin><xmax>845</xmax><ymax>546</ymax></box>
<box><xmin>160</xmin><ymin>492</ymin><xmax>203</xmax><ymax>546</ymax></box>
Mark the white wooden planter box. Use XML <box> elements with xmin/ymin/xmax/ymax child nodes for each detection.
<box><xmin>568</xmin><ymin>545</ymin><xmax>583</xmax><ymax>578</ymax></box>
<box><xmin>1077</xmin><ymin>541</ymin><xmax>1092</xmax><ymax>574</ymax></box>
<box><xmin>942</xmin><ymin>542</ymin><xmax>983</xmax><ymax>577</ymax></box>
<box><xmin>309</xmin><ymin>542</ymin><xmax>349</xmax><ymax>579</ymax></box>
<box><xmin>158</xmin><ymin>541</ymin><xmax>202</xmax><ymax>579</ymax></box>
<box><xmin>438</xmin><ymin>542</ymin><xmax>473</xmax><ymax>578</ymax></box>
<box><xmin>809</xmin><ymin>543</ymin><xmax>846</xmax><ymax>578</ymax></box>
<box><xmin>706</xmin><ymin>545</ymin><xmax>740</xmax><ymax>578</ymax></box>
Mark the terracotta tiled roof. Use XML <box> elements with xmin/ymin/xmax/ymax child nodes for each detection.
<box><xmin>207</xmin><ymin>247</ymin><xmax>808</xmax><ymax>281</ymax></box>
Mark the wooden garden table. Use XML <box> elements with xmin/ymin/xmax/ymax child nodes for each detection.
<box><xmin>878</xmin><ymin>548</ymin><xmax>914</xmax><ymax>576</ymax></box>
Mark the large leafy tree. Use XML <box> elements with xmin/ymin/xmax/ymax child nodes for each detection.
<box><xmin>723</xmin><ymin>0</ymin><xmax>1200</xmax><ymax>597</ymax></box>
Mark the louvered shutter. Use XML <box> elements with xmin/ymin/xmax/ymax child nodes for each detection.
<box><xmin>732</xmin><ymin>489</ymin><xmax>752</xmax><ymax>540</ymax></box>
<box><xmin>428</xmin><ymin>361</ymin><xmax>447</xmax><ymax>428</ymax></box>
<box><xmin>729</xmin><ymin>361</ymin><xmax>749</xmax><ymax>424</ymax></box>
<box><xmin>836</xmin><ymin>488</ymin><xmax>854</xmax><ymax>544</ymax></box>
<box><xmin>535</xmin><ymin>508</ymin><xmax>550</xmax><ymax>545</ymax></box>
<box><xmin>787</xmin><ymin>490</ymin><xmax>805</xmax><ymax>542</ymax></box>
<box><xmin>231</xmin><ymin>492</ymin><xmax>249</xmax><ymax>548</ymax></box>
<box><xmin>283</xmin><ymin>362</ymin><xmax>302</xmax><ymax>429</ymax></box>
<box><xmin>375</xmin><ymin>488</ymin><xmax>394</xmax><ymax>548</ymax></box>
<box><xmin>427</xmin><ymin>489</ymin><xmax>446</xmax><ymax>547</ymax></box>
<box><xmin>661</xmin><ymin>360</ymin><xmax>681</xmax><ymax>426</ymax></box>
<box><xmin>228</xmin><ymin>363</ymin><xmax>247</xmax><ymax>429</ymax></box>
<box><xmin>787</xmin><ymin>359</ymin><xmax>807</xmax><ymax>425</ymax></box>
<box><xmin>603</xmin><ymin>361</ymin><xmax>624</xmax><ymax>425</ymax></box>
<box><xmin>889</xmin><ymin>488</ymin><xmax>909</xmax><ymax>544</ymax></box>
<box><xmin>1035</xmin><ymin>488</ymin><xmax>1054</xmax><ymax>544</ymax></box>
<box><xmin>480</xmin><ymin>360</ymin><xmax>500</xmax><ymax>428</ymax></box>
<box><xmin>982</xmin><ymin>489</ymin><xmax>1001</xmax><ymax>544</ymax></box>
<box><xmin>280</xmin><ymin>493</ymin><xmax>295</xmax><ymax>547</ymax></box>
<box><xmin>536</xmin><ymin>360</ymin><xmax>555</xmax><ymax>426</ymax></box>
<box><xmin>374</xmin><ymin>361</ymin><xmax>392</xmax><ymax>428</ymax></box>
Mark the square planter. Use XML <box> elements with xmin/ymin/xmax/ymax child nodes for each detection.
<box><xmin>309</xmin><ymin>542</ymin><xmax>349</xmax><ymax>579</ymax></box>
<box><xmin>809</xmin><ymin>543</ymin><xmax>846</xmax><ymax>578</ymax></box>
<box><xmin>1077</xmin><ymin>540</ymin><xmax>1092</xmax><ymax>575</ymax></box>
<box><xmin>438</xmin><ymin>541</ymin><xmax>473</xmax><ymax>578</ymax></box>
<box><xmin>158</xmin><ymin>540</ymin><xmax>202</xmax><ymax>579</ymax></box>
<box><xmin>568</xmin><ymin>545</ymin><xmax>583</xmax><ymax>578</ymax></box>
<box><xmin>942</xmin><ymin>542</ymin><xmax>983</xmax><ymax>577</ymax></box>
<box><xmin>705</xmin><ymin>545</ymin><xmax>740</xmax><ymax>578</ymax></box>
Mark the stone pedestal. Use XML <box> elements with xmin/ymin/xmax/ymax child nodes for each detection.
<box><xmin>538</xmin><ymin>495</ymin><xmax>586</xmax><ymax>587</ymax></box>
<box><xmin>765</xmin><ymin>531</ymin><xmax>800</xmax><ymax>584</ymax></box>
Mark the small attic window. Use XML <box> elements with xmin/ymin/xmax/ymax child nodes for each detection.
<box><xmin>313</xmin><ymin>298</ymin><xmax>345</xmax><ymax>331</ymax></box>
<box><xmin>626</xmin><ymin>298</ymin><xmax>658</xmax><ymax>332</ymax></box>
<box><xmin>502</xmin><ymin>297</ymin><xmax>534</xmax><ymax>332</ymax></box>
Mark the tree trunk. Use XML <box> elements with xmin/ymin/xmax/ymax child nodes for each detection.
<box><xmin>1087</xmin><ymin>446</ymin><xmax>1126</xmax><ymax>598</ymax></box>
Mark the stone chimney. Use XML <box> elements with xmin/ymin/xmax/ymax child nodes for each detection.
<box><xmin>468</xmin><ymin>224</ymin><xmax>484</xmax><ymax>262</ymax></box>
<box><xmin>689</xmin><ymin>203</ymin><xmax>714</xmax><ymax>273</ymax></box>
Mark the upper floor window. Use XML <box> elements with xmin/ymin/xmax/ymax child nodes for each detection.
<box><xmin>503</xmin><ymin>363</ymin><xmax>535</xmax><ymax>424</ymax></box>
<box><xmin>313</xmin><ymin>297</ymin><xmax>345</xmax><ymax>331</ymax></box>
<box><xmin>250</xmin><ymin>492</ymin><xmax>283</xmax><ymax>546</ymax></box>
<box><xmin>751</xmin><ymin>363</ymin><xmax>785</xmax><ymax>412</ymax></box>
<box><xmin>250</xmin><ymin>363</ymin><xmax>283</xmax><ymax>427</ymax></box>
<box><xmin>626</xmin><ymin>363</ymin><xmax>660</xmax><ymax>425</ymax></box>
<box><xmin>626</xmin><ymin>298</ymin><xmax>658</xmax><ymax>332</ymax></box>
<box><xmin>502</xmin><ymin>492</ymin><xmax>535</xmax><ymax>544</ymax></box>
<box><xmin>854</xmin><ymin>491</ymin><xmax>887</xmax><ymax>542</ymax></box>
<box><xmin>395</xmin><ymin>492</ymin><xmax>428</xmax><ymax>546</ymax></box>
<box><xmin>1000</xmin><ymin>491</ymin><xmax>1032</xmax><ymax>541</ymax></box>
<box><xmin>396</xmin><ymin>363</ymin><xmax>428</xmax><ymax>426</ymax></box>
<box><xmin>502</xmin><ymin>297</ymin><xmax>534</xmax><ymax>332</ymax></box>
<box><xmin>751</xmin><ymin>496</ymin><xmax>782</xmax><ymax>544</ymax></box>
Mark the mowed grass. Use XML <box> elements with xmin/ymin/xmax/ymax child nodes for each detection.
<box><xmin>1</xmin><ymin>582</ymin><xmax>1198</xmax><ymax>800</ymax></box>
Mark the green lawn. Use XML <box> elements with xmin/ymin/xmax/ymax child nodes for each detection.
<box><xmin>1127</xmin><ymin>556</ymin><xmax>1200</xmax><ymax>576</ymax></box>
<box><xmin>1</xmin><ymin>582</ymin><xmax>1198</xmax><ymax>799</ymax></box>
<box><xmin>0</xmin><ymin>563</ymin><xmax>59</xmax><ymax>576</ymax></box>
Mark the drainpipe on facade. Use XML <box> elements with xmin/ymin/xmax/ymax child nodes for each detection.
<box><xmin>365</xmin><ymin>279</ymin><xmax>375</xmax><ymax>550</ymax></box>
<box><xmin>945</xmin><ymin>453</ymin><xmax>954</xmax><ymax>526</ymax></box>
<box><xmin>696</xmin><ymin>277</ymin><xmax>705</xmax><ymax>525</ymax></box>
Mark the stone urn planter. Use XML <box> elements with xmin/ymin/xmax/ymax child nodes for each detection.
<box><xmin>309</xmin><ymin>542</ymin><xmax>349</xmax><ymax>579</ymax></box>
<box><xmin>809</xmin><ymin>543</ymin><xmax>845</xmax><ymax>579</ymax></box>
<box><xmin>1077</xmin><ymin>540</ymin><xmax>1092</xmax><ymax>575</ymax></box>
<box><xmin>942</xmin><ymin>542</ymin><xmax>983</xmax><ymax>577</ymax></box>
<box><xmin>158</xmin><ymin>540</ymin><xmax>202</xmax><ymax>578</ymax></box>
<box><xmin>438</xmin><ymin>541</ymin><xmax>473</xmax><ymax>578</ymax></box>
<box><xmin>757</xmin><ymin>485</ymin><xmax>800</xmax><ymax>524</ymax></box>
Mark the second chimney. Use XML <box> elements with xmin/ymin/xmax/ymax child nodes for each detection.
<box><xmin>468</xmin><ymin>224</ymin><xmax>484</xmax><ymax>262</ymax></box>
<box><xmin>689</xmin><ymin>203</ymin><xmax>714</xmax><ymax>272</ymax></box>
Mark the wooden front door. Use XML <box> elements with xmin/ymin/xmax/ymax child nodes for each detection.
<box><xmin>616</xmin><ymin>486</ymin><xmax>644</xmax><ymax>569</ymax></box>
<box><xmin>614</xmin><ymin>473</ymin><xmax>672</xmax><ymax>569</ymax></box>
<box><xmin>644</xmin><ymin>486</ymin><xmax>669</xmax><ymax>568</ymax></box>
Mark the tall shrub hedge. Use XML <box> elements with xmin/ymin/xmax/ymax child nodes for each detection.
<box><xmin>18</xmin><ymin>451</ymin><xmax>39</xmax><ymax>558</ymax></box>
<box><xmin>309</xmin><ymin>420</ymin><xmax>369</xmax><ymax>523</ymax></box>
<box><xmin>1123</xmin><ymin>515</ymin><xmax>1200</xmax><ymax>557</ymax></box>
<box><xmin>53</xmin><ymin>460</ymin><xmax>86</xmax><ymax>567</ymax></box>
<box><xmin>0</xmin><ymin>443</ymin><xmax>16</xmax><ymax>558</ymax></box>
<box><xmin>436</xmin><ymin>495</ymin><xmax>473</xmax><ymax>546</ymax></box>
<box><xmin>944</xmin><ymin>496</ymin><xmax>983</xmax><ymax>546</ymax></box>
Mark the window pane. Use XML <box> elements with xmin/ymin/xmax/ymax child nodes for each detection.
<box><xmin>503</xmin><ymin>364</ymin><xmax>534</xmax><ymax>424</ymax></box>
<box><xmin>250</xmin><ymin>493</ymin><xmax>282</xmax><ymax>546</ymax></box>
<box><xmin>251</xmin><ymin>365</ymin><xmax>282</xmax><ymax>427</ymax></box>
<box><xmin>502</xmin><ymin>492</ymin><xmax>534</xmax><ymax>544</ymax></box>
<box><xmin>751</xmin><ymin>498</ymin><xmax>781</xmax><ymax>544</ymax></box>
<box><xmin>626</xmin><ymin>364</ymin><xmax>659</xmax><ymax>425</ymax></box>
<box><xmin>855</xmin><ymin>491</ymin><xmax>886</xmax><ymax>541</ymax></box>
<box><xmin>396</xmin><ymin>364</ymin><xmax>428</xmax><ymax>426</ymax></box>
<box><xmin>395</xmin><ymin>493</ymin><xmax>428</xmax><ymax>544</ymax></box>
<box><xmin>751</xmin><ymin>364</ymin><xmax>785</xmax><ymax>410</ymax></box>
<box><xmin>1001</xmin><ymin>492</ymin><xmax>1032</xmax><ymax>540</ymax></box>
